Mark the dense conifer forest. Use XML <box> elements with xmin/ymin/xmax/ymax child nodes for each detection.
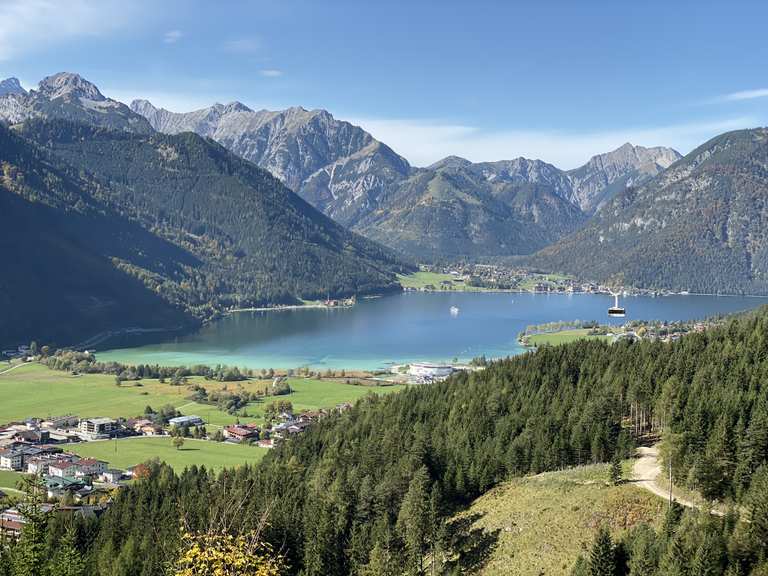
<box><xmin>0</xmin><ymin>119</ymin><xmax>412</xmax><ymax>348</ymax></box>
<box><xmin>3</xmin><ymin>307</ymin><xmax>768</xmax><ymax>574</ymax></box>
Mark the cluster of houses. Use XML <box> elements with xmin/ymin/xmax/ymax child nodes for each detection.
<box><xmin>0</xmin><ymin>440</ymin><xmax>122</xmax><ymax>500</ymax></box>
<box><xmin>222</xmin><ymin>404</ymin><xmax>351</xmax><ymax>448</ymax></box>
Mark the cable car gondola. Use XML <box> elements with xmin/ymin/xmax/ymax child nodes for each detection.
<box><xmin>608</xmin><ymin>292</ymin><xmax>626</xmax><ymax>318</ymax></box>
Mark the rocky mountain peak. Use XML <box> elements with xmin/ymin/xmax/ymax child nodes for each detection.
<box><xmin>0</xmin><ymin>77</ymin><xmax>26</xmax><ymax>97</ymax></box>
<box><xmin>429</xmin><ymin>156</ymin><xmax>473</xmax><ymax>170</ymax></box>
<box><xmin>219</xmin><ymin>101</ymin><xmax>252</xmax><ymax>114</ymax></box>
<box><xmin>36</xmin><ymin>72</ymin><xmax>105</xmax><ymax>101</ymax></box>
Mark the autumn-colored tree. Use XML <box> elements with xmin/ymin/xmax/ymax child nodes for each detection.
<box><xmin>173</xmin><ymin>531</ymin><xmax>285</xmax><ymax>576</ymax></box>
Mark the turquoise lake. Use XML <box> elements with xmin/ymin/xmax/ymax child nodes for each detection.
<box><xmin>97</xmin><ymin>292</ymin><xmax>768</xmax><ymax>371</ymax></box>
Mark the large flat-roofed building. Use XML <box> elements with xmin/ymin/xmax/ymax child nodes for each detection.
<box><xmin>78</xmin><ymin>418</ymin><xmax>116</xmax><ymax>440</ymax></box>
<box><xmin>168</xmin><ymin>415</ymin><xmax>204</xmax><ymax>428</ymax></box>
<box><xmin>408</xmin><ymin>363</ymin><xmax>454</xmax><ymax>380</ymax></box>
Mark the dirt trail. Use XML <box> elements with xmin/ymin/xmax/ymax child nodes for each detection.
<box><xmin>632</xmin><ymin>445</ymin><xmax>720</xmax><ymax>513</ymax></box>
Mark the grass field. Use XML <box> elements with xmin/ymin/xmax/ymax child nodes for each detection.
<box><xmin>453</xmin><ymin>463</ymin><xmax>664</xmax><ymax>575</ymax></box>
<box><xmin>525</xmin><ymin>329</ymin><xmax>612</xmax><ymax>347</ymax></box>
<box><xmin>69</xmin><ymin>437</ymin><xmax>267</xmax><ymax>472</ymax></box>
<box><xmin>0</xmin><ymin>469</ymin><xmax>24</xmax><ymax>495</ymax></box>
<box><xmin>398</xmin><ymin>271</ymin><xmax>472</xmax><ymax>290</ymax></box>
<box><xmin>0</xmin><ymin>363</ymin><xmax>404</xmax><ymax>426</ymax></box>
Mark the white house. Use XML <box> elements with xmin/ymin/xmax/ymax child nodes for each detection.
<box><xmin>74</xmin><ymin>458</ymin><xmax>108</xmax><ymax>477</ymax></box>
<box><xmin>0</xmin><ymin>449</ymin><xmax>23</xmax><ymax>471</ymax></box>
<box><xmin>78</xmin><ymin>418</ymin><xmax>116</xmax><ymax>440</ymax></box>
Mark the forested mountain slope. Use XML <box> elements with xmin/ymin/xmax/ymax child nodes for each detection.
<box><xmin>26</xmin><ymin>306</ymin><xmax>768</xmax><ymax>574</ymax></box>
<box><xmin>0</xmin><ymin>124</ymin><xmax>192</xmax><ymax>347</ymax></box>
<box><xmin>0</xmin><ymin>120</ymin><xmax>412</xmax><ymax>347</ymax></box>
<box><xmin>130</xmin><ymin>92</ymin><xmax>678</xmax><ymax>261</ymax></box>
<box><xmin>530</xmin><ymin>128</ymin><xmax>768</xmax><ymax>295</ymax></box>
<box><xmin>356</xmin><ymin>160</ymin><xmax>587</xmax><ymax>260</ymax></box>
<box><xmin>131</xmin><ymin>98</ymin><xmax>413</xmax><ymax>227</ymax></box>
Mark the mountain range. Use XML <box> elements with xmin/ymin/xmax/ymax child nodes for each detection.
<box><xmin>4</xmin><ymin>71</ymin><xmax>767</xmax><ymax>308</ymax></box>
<box><xmin>0</xmin><ymin>73</ymin><xmax>682</xmax><ymax>262</ymax></box>
<box><xmin>531</xmin><ymin>127</ymin><xmax>768</xmax><ymax>294</ymax></box>
<box><xmin>129</xmin><ymin>95</ymin><xmax>680</xmax><ymax>259</ymax></box>
<box><xmin>0</xmin><ymin>74</ymin><xmax>413</xmax><ymax>347</ymax></box>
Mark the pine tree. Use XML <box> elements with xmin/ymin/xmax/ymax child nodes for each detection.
<box><xmin>746</xmin><ymin>465</ymin><xmax>768</xmax><ymax>555</ymax></box>
<box><xmin>47</xmin><ymin>526</ymin><xmax>85</xmax><ymax>576</ymax></box>
<box><xmin>11</xmin><ymin>476</ymin><xmax>51</xmax><ymax>576</ymax></box>
<box><xmin>659</xmin><ymin>531</ymin><xmax>689</xmax><ymax>576</ymax></box>
<box><xmin>588</xmin><ymin>526</ymin><xmax>616</xmax><ymax>576</ymax></box>
<box><xmin>690</xmin><ymin>528</ymin><xmax>726</xmax><ymax>576</ymax></box>
<box><xmin>610</xmin><ymin>453</ymin><xmax>623</xmax><ymax>485</ymax></box>
<box><xmin>397</xmin><ymin>466</ymin><xmax>431</xmax><ymax>574</ymax></box>
<box><xmin>627</xmin><ymin>524</ymin><xmax>658</xmax><ymax>576</ymax></box>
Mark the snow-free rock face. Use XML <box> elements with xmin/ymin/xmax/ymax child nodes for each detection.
<box><xmin>566</xmin><ymin>143</ymin><xmax>682</xmax><ymax>213</ymax></box>
<box><xmin>36</xmin><ymin>72</ymin><xmax>106</xmax><ymax>101</ymax></box>
<box><xmin>0</xmin><ymin>77</ymin><xmax>25</xmax><ymax>97</ymax></box>
<box><xmin>132</xmin><ymin>99</ymin><xmax>413</xmax><ymax>226</ymax></box>
<box><xmin>0</xmin><ymin>72</ymin><xmax>152</xmax><ymax>133</ymax></box>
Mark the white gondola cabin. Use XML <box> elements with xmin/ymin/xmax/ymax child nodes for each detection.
<box><xmin>608</xmin><ymin>293</ymin><xmax>625</xmax><ymax>317</ymax></box>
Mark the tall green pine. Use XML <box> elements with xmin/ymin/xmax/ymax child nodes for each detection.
<box><xmin>589</xmin><ymin>526</ymin><xmax>616</xmax><ymax>576</ymax></box>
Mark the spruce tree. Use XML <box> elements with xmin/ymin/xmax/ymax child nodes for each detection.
<box><xmin>627</xmin><ymin>524</ymin><xmax>658</xmax><ymax>576</ymax></box>
<box><xmin>47</xmin><ymin>526</ymin><xmax>85</xmax><ymax>576</ymax></box>
<box><xmin>610</xmin><ymin>453</ymin><xmax>623</xmax><ymax>485</ymax></box>
<box><xmin>397</xmin><ymin>466</ymin><xmax>431</xmax><ymax>574</ymax></box>
<box><xmin>746</xmin><ymin>465</ymin><xmax>768</xmax><ymax>555</ymax></box>
<box><xmin>11</xmin><ymin>476</ymin><xmax>51</xmax><ymax>576</ymax></box>
<box><xmin>588</xmin><ymin>526</ymin><xmax>616</xmax><ymax>576</ymax></box>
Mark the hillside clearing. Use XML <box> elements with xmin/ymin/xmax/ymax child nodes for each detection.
<box><xmin>452</xmin><ymin>463</ymin><xmax>665</xmax><ymax>575</ymax></box>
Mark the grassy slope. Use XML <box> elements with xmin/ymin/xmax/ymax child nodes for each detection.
<box><xmin>0</xmin><ymin>363</ymin><xmax>403</xmax><ymax>426</ymax></box>
<box><xmin>526</xmin><ymin>329</ymin><xmax>612</xmax><ymax>347</ymax></box>
<box><xmin>0</xmin><ymin>470</ymin><xmax>24</xmax><ymax>495</ymax></box>
<box><xmin>69</xmin><ymin>437</ymin><xmax>266</xmax><ymax>472</ymax></box>
<box><xmin>454</xmin><ymin>463</ymin><xmax>665</xmax><ymax>575</ymax></box>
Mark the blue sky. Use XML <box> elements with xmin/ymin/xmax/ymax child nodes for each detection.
<box><xmin>1</xmin><ymin>0</ymin><xmax>767</xmax><ymax>168</ymax></box>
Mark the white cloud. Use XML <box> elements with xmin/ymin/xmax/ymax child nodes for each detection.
<box><xmin>223</xmin><ymin>37</ymin><xmax>261</xmax><ymax>55</ymax></box>
<box><xmin>0</xmin><ymin>0</ymin><xmax>136</xmax><ymax>61</ymax></box>
<box><xmin>163</xmin><ymin>29</ymin><xmax>183</xmax><ymax>44</ymax></box>
<box><xmin>347</xmin><ymin>116</ymin><xmax>759</xmax><ymax>169</ymax></box>
<box><xmin>259</xmin><ymin>69</ymin><xmax>283</xmax><ymax>78</ymax></box>
<box><xmin>720</xmin><ymin>88</ymin><xmax>768</xmax><ymax>102</ymax></box>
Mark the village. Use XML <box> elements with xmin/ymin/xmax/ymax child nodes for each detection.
<box><xmin>404</xmin><ymin>263</ymin><xmax>688</xmax><ymax>296</ymax></box>
<box><xmin>0</xmin><ymin>395</ymin><xmax>353</xmax><ymax>538</ymax></box>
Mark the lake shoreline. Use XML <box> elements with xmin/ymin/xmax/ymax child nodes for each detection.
<box><xmin>95</xmin><ymin>292</ymin><xmax>768</xmax><ymax>372</ymax></box>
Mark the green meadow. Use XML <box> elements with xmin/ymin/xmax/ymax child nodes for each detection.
<box><xmin>69</xmin><ymin>437</ymin><xmax>267</xmax><ymax>472</ymax></box>
<box><xmin>525</xmin><ymin>328</ymin><xmax>612</xmax><ymax>347</ymax></box>
<box><xmin>0</xmin><ymin>363</ymin><xmax>403</xmax><ymax>426</ymax></box>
